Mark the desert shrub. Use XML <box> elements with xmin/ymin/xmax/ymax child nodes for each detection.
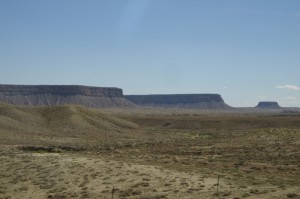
<box><xmin>287</xmin><ymin>193</ymin><xmax>298</xmax><ymax>198</ymax></box>
<box><xmin>18</xmin><ymin>145</ymin><xmax>85</xmax><ymax>153</ymax></box>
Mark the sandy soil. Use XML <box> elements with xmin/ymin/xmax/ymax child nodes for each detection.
<box><xmin>0</xmin><ymin>146</ymin><xmax>299</xmax><ymax>199</ymax></box>
<box><xmin>0</xmin><ymin>105</ymin><xmax>299</xmax><ymax>199</ymax></box>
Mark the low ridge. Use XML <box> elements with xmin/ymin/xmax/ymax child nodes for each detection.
<box><xmin>0</xmin><ymin>103</ymin><xmax>137</xmax><ymax>146</ymax></box>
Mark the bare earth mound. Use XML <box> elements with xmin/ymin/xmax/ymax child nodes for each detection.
<box><xmin>0</xmin><ymin>103</ymin><xmax>138</xmax><ymax>147</ymax></box>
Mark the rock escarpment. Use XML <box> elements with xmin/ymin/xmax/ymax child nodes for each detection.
<box><xmin>256</xmin><ymin>101</ymin><xmax>281</xmax><ymax>109</ymax></box>
<box><xmin>125</xmin><ymin>94</ymin><xmax>231</xmax><ymax>109</ymax></box>
<box><xmin>0</xmin><ymin>84</ymin><xmax>132</xmax><ymax>107</ymax></box>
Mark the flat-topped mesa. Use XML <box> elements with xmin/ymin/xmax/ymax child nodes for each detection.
<box><xmin>0</xmin><ymin>85</ymin><xmax>123</xmax><ymax>97</ymax></box>
<box><xmin>256</xmin><ymin>101</ymin><xmax>281</xmax><ymax>109</ymax></box>
<box><xmin>125</xmin><ymin>94</ymin><xmax>231</xmax><ymax>109</ymax></box>
<box><xmin>0</xmin><ymin>84</ymin><xmax>131</xmax><ymax>107</ymax></box>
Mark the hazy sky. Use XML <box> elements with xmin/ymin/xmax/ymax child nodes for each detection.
<box><xmin>1</xmin><ymin>0</ymin><xmax>300</xmax><ymax>107</ymax></box>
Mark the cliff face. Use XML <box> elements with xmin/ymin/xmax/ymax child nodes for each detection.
<box><xmin>0</xmin><ymin>84</ymin><xmax>132</xmax><ymax>107</ymax></box>
<box><xmin>125</xmin><ymin>94</ymin><xmax>231</xmax><ymax>109</ymax></box>
<box><xmin>256</xmin><ymin>101</ymin><xmax>281</xmax><ymax>109</ymax></box>
<box><xmin>0</xmin><ymin>85</ymin><xmax>232</xmax><ymax>109</ymax></box>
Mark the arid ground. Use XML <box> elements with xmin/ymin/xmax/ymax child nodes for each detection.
<box><xmin>0</xmin><ymin>103</ymin><xmax>299</xmax><ymax>199</ymax></box>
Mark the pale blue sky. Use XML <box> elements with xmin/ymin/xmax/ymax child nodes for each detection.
<box><xmin>0</xmin><ymin>0</ymin><xmax>300</xmax><ymax>107</ymax></box>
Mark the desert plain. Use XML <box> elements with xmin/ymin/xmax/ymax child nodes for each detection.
<box><xmin>0</xmin><ymin>103</ymin><xmax>299</xmax><ymax>199</ymax></box>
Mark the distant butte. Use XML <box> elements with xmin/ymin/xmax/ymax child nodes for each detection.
<box><xmin>256</xmin><ymin>101</ymin><xmax>281</xmax><ymax>109</ymax></box>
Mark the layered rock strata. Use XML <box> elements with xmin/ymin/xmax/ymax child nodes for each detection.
<box><xmin>0</xmin><ymin>84</ymin><xmax>131</xmax><ymax>107</ymax></box>
<box><xmin>125</xmin><ymin>94</ymin><xmax>231</xmax><ymax>109</ymax></box>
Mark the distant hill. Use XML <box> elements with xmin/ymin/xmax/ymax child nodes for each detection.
<box><xmin>256</xmin><ymin>101</ymin><xmax>281</xmax><ymax>109</ymax></box>
<box><xmin>125</xmin><ymin>94</ymin><xmax>231</xmax><ymax>109</ymax></box>
<box><xmin>0</xmin><ymin>84</ymin><xmax>132</xmax><ymax>108</ymax></box>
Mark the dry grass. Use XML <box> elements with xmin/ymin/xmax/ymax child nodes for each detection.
<box><xmin>0</xmin><ymin>103</ymin><xmax>300</xmax><ymax>198</ymax></box>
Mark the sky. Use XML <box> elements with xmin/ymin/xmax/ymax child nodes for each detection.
<box><xmin>0</xmin><ymin>0</ymin><xmax>300</xmax><ymax>107</ymax></box>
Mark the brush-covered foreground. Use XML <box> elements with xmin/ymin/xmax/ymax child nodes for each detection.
<box><xmin>0</xmin><ymin>103</ymin><xmax>299</xmax><ymax>199</ymax></box>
